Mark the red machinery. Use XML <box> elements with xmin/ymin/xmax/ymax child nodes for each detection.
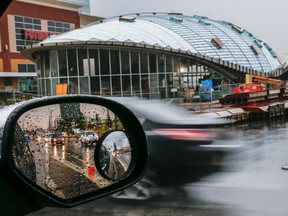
<box><xmin>220</xmin><ymin>75</ymin><xmax>286</xmax><ymax>105</ymax></box>
<box><xmin>234</xmin><ymin>83</ymin><xmax>266</xmax><ymax>93</ymax></box>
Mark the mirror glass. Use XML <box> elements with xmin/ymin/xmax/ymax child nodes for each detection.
<box><xmin>12</xmin><ymin>103</ymin><xmax>132</xmax><ymax>199</ymax></box>
<box><xmin>96</xmin><ymin>131</ymin><xmax>132</xmax><ymax>181</ymax></box>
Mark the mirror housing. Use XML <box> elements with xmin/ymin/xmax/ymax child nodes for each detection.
<box><xmin>0</xmin><ymin>95</ymin><xmax>147</xmax><ymax>207</ymax></box>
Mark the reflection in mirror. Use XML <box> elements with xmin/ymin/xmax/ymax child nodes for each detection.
<box><xmin>12</xmin><ymin>103</ymin><xmax>131</xmax><ymax>200</ymax></box>
<box><xmin>97</xmin><ymin>131</ymin><xmax>132</xmax><ymax>181</ymax></box>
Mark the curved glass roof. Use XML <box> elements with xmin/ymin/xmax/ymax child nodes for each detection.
<box><xmin>38</xmin><ymin>12</ymin><xmax>281</xmax><ymax>72</ymax></box>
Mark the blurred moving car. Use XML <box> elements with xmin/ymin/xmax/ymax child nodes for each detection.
<box><xmin>110</xmin><ymin>97</ymin><xmax>236</xmax><ymax>199</ymax></box>
<box><xmin>80</xmin><ymin>130</ymin><xmax>99</xmax><ymax>147</ymax></box>
<box><xmin>51</xmin><ymin>133</ymin><xmax>65</xmax><ymax>146</ymax></box>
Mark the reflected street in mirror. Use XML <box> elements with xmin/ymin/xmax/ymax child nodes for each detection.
<box><xmin>12</xmin><ymin>103</ymin><xmax>132</xmax><ymax>199</ymax></box>
<box><xmin>98</xmin><ymin>131</ymin><xmax>132</xmax><ymax>180</ymax></box>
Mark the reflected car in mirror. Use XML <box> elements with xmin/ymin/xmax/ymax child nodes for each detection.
<box><xmin>80</xmin><ymin>130</ymin><xmax>99</xmax><ymax>147</ymax></box>
<box><xmin>51</xmin><ymin>133</ymin><xmax>65</xmax><ymax>145</ymax></box>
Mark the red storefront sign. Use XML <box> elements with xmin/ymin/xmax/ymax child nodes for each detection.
<box><xmin>24</xmin><ymin>29</ymin><xmax>59</xmax><ymax>41</ymax></box>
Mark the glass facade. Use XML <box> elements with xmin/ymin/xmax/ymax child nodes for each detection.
<box><xmin>59</xmin><ymin>0</ymin><xmax>90</xmax><ymax>14</ymax></box>
<box><xmin>33</xmin><ymin>13</ymin><xmax>281</xmax><ymax>73</ymax></box>
<box><xmin>139</xmin><ymin>14</ymin><xmax>281</xmax><ymax>72</ymax></box>
<box><xmin>22</xmin><ymin>13</ymin><xmax>283</xmax><ymax>99</ymax></box>
<box><xmin>36</xmin><ymin>48</ymin><xmax>232</xmax><ymax>99</ymax></box>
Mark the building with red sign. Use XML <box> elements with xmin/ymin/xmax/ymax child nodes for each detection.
<box><xmin>0</xmin><ymin>0</ymin><xmax>99</xmax><ymax>97</ymax></box>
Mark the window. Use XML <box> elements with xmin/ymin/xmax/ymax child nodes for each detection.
<box><xmin>101</xmin><ymin>76</ymin><xmax>111</xmax><ymax>95</ymax></box>
<box><xmin>58</xmin><ymin>50</ymin><xmax>67</xmax><ymax>77</ymax></box>
<box><xmin>131</xmin><ymin>51</ymin><xmax>139</xmax><ymax>74</ymax></box>
<box><xmin>78</xmin><ymin>49</ymin><xmax>88</xmax><ymax>76</ymax></box>
<box><xmin>110</xmin><ymin>50</ymin><xmax>120</xmax><ymax>75</ymax></box>
<box><xmin>158</xmin><ymin>55</ymin><xmax>165</xmax><ymax>73</ymax></box>
<box><xmin>44</xmin><ymin>52</ymin><xmax>50</xmax><ymax>77</ymax></box>
<box><xmin>140</xmin><ymin>53</ymin><xmax>148</xmax><ymax>74</ymax></box>
<box><xmin>90</xmin><ymin>77</ymin><xmax>100</xmax><ymax>95</ymax></box>
<box><xmin>89</xmin><ymin>49</ymin><xmax>99</xmax><ymax>76</ymax></box>
<box><xmin>166</xmin><ymin>55</ymin><xmax>173</xmax><ymax>72</ymax></box>
<box><xmin>149</xmin><ymin>54</ymin><xmax>157</xmax><ymax>73</ymax></box>
<box><xmin>68</xmin><ymin>77</ymin><xmax>78</xmax><ymax>94</ymax></box>
<box><xmin>67</xmin><ymin>49</ymin><xmax>78</xmax><ymax>76</ymax></box>
<box><xmin>80</xmin><ymin>77</ymin><xmax>89</xmax><ymax>94</ymax></box>
<box><xmin>100</xmin><ymin>50</ymin><xmax>110</xmax><ymax>75</ymax></box>
<box><xmin>18</xmin><ymin>64</ymin><xmax>36</xmax><ymax>72</ymax></box>
<box><xmin>47</xmin><ymin>21</ymin><xmax>71</xmax><ymax>33</ymax></box>
<box><xmin>50</xmin><ymin>50</ymin><xmax>58</xmax><ymax>77</ymax></box>
<box><xmin>121</xmin><ymin>51</ymin><xmax>130</xmax><ymax>74</ymax></box>
<box><xmin>112</xmin><ymin>76</ymin><xmax>121</xmax><ymax>96</ymax></box>
<box><xmin>14</xmin><ymin>16</ymin><xmax>42</xmax><ymax>51</ymax></box>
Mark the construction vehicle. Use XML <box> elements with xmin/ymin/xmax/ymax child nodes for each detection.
<box><xmin>220</xmin><ymin>74</ymin><xmax>287</xmax><ymax>105</ymax></box>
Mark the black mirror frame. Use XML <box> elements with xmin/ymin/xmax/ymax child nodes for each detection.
<box><xmin>0</xmin><ymin>95</ymin><xmax>147</xmax><ymax>207</ymax></box>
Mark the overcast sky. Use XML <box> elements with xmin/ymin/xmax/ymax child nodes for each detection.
<box><xmin>90</xmin><ymin>0</ymin><xmax>288</xmax><ymax>60</ymax></box>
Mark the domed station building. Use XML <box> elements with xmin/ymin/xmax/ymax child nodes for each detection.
<box><xmin>22</xmin><ymin>12</ymin><xmax>284</xmax><ymax>99</ymax></box>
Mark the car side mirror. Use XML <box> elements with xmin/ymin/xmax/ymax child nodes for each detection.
<box><xmin>0</xmin><ymin>95</ymin><xmax>147</xmax><ymax>207</ymax></box>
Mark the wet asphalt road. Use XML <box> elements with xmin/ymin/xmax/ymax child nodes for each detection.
<box><xmin>29</xmin><ymin>119</ymin><xmax>288</xmax><ymax>216</ymax></box>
